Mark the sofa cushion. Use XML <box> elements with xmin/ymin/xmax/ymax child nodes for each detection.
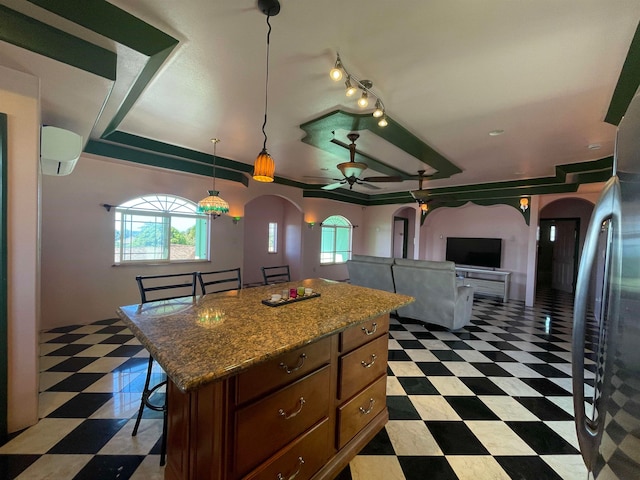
<box><xmin>393</xmin><ymin>258</ymin><xmax>455</xmax><ymax>271</ymax></box>
<box><xmin>352</xmin><ymin>254</ymin><xmax>395</xmax><ymax>265</ymax></box>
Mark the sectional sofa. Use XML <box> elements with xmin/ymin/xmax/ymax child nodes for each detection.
<box><xmin>346</xmin><ymin>255</ymin><xmax>474</xmax><ymax>330</ymax></box>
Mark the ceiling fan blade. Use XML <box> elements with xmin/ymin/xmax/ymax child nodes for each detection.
<box><xmin>359</xmin><ymin>182</ymin><xmax>382</xmax><ymax>190</ymax></box>
<box><xmin>322</xmin><ymin>182</ymin><xmax>345</xmax><ymax>191</ymax></box>
<box><xmin>362</xmin><ymin>176</ymin><xmax>404</xmax><ymax>182</ymax></box>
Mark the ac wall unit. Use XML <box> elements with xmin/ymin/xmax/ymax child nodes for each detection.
<box><xmin>41</xmin><ymin>126</ymin><xmax>83</xmax><ymax>176</ymax></box>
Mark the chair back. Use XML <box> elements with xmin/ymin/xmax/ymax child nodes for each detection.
<box><xmin>136</xmin><ymin>272</ymin><xmax>198</xmax><ymax>304</ymax></box>
<box><xmin>261</xmin><ymin>265</ymin><xmax>291</xmax><ymax>285</ymax></box>
<box><xmin>198</xmin><ymin>268</ymin><xmax>242</xmax><ymax>295</ymax></box>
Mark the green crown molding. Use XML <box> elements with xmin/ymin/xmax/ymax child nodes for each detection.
<box><xmin>0</xmin><ymin>5</ymin><xmax>116</xmax><ymax>80</ymax></box>
<box><xmin>605</xmin><ymin>20</ymin><xmax>640</xmax><ymax>126</ymax></box>
<box><xmin>420</xmin><ymin>197</ymin><xmax>531</xmax><ymax>226</ymax></box>
<box><xmin>300</xmin><ymin>110</ymin><xmax>462</xmax><ymax>180</ymax></box>
<box><xmin>85</xmin><ymin>140</ymin><xmax>249</xmax><ymax>187</ymax></box>
<box><xmin>25</xmin><ymin>0</ymin><xmax>179</xmax><ymax>138</ymax></box>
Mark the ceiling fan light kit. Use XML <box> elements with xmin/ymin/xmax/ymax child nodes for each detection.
<box><xmin>329</xmin><ymin>53</ymin><xmax>388</xmax><ymax>127</ymax></box>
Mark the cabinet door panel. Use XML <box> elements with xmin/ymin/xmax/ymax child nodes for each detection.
<box><xmin>340</xmin><ymin>314</ymin><xmax>389</xmax><ymax>353</ymax></box>
<box><xmin>337</xmin><ymin>374</ymin><xmax>387</xmax><ymax>449</ymax></box>
<box><xmin>236</xmin><ymin>336</ymin><xmax>331</xmax><ymax>405</ymax></box>
<box><xmin>234</xmin><ymin>366</ymin><xmax>331</xmax><ymax>477</ymax></box>
<box><xmin>243</xmin><ymin>419</ymin><xmax>330</xmax><ymax>480</ymax></box>
<box><xmin>338</xmin><ymin>335</ymin><xmax>388</xmax><ymax>401</ymax></box>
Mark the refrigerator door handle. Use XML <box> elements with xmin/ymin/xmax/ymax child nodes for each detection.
<box><xmin>572</xmin><ymin>175</ymin><xmax>621</xmax><ymax>470</ymax></box>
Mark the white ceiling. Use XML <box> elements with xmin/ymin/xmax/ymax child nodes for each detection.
<box><xmin>1</xmin><ymin>0</ymin><xmax>639</xmax><ymax>195</ymax></box>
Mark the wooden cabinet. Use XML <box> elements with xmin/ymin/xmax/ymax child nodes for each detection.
<box><xmin>165</xmin><ymin>314</ymin><xmax>390</xmax><ymax>480</ymax></box>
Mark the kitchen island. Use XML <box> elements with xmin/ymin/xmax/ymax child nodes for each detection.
<box><xmin>117</xmin><ymin>278</ymin><xmax>413</xmax><ymax>480</ymax></box>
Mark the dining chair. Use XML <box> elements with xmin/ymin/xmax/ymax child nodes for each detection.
<box><xmin>133</xmin><ymin>272</ymin><xmax>197</xmax><ymax>466</ymax></box>
<box><xmin>261</xmin><ymin>265</ymin><xmax>291</xmax><ymax>285</ymax></box>
<box><xmin>197</xmin><ymin>267</ymin><xmax>242</xmax><ymax>295</ymax></box>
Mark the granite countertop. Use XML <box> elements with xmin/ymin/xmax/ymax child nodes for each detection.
<box><xmin>116</xmin><ymin>278</ymin><xmax>413</xmax><ymax>393</ymax></box>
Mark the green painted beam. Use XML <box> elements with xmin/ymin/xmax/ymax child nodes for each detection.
<box><xmin>605</xmin><ymin>20</ymin><xmax>640</xmax><ymax>125</ymax></box>
<box><xmin>85</xmin><ymin>140</ymin><xmax>249</xmax><ymax>187</ymax></box>
<box><xmin>27</xmin><ymin>0</ymin><xmax>177</xmax><ymax>55</ymax></box>
<box><xmin>0</xmin><ymin>5</ymin><xmax>116</xmax><ymax>80</ymax></box>
<box><xmin>300</xmin><ymin>110</ymin><xmax>462</xmax><ymax>180</ymax></box>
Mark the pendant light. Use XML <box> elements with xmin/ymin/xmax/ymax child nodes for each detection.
<box><xmin>252</xmin><ymin>0</ymin><xmax>280</xmax><ymax>182</ymax></box>
<box><xmin>198</xmin><ymin>138</ymin><xmax>229</xmax><ymax>217</ymax></box>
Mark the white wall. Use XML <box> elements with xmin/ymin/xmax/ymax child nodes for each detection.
<box><xmin>421</xmin><ymin>202</ymin><xmax>531</xmax><ymax>301</ymax></box>
<box><xmin>1</xmin><ymin>66</ymin><xmax>40</xmax><ymax>432</ymax></box>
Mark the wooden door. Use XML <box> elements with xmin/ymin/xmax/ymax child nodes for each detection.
<box><xmin>551</xmin><ymin>219</ymin><xmax>579</xmax><ymax>293</ymax></box>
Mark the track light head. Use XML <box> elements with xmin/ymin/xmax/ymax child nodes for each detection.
<box><xmin>330</xmin><ymin>55</ymin><xmax>343</xmax><ymax>81</ymax></box>
<box><xmin>373</xmin><ymin>99</ymin><xmax>384</xmax><ymax>118</ymax></box>
<box><xmin>357</xmin><ymin>91</ymin><xmax>369</xmax><ymax>108</ymax></box>
<box><xmin>345</xmin><ymin>76</ymin><xmax>358</xmax><ymax>97</ymax></box>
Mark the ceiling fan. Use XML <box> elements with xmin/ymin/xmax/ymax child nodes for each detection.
<box><xmin>321</xmin><ymin>133</ymin><xmax>403</xmax><ymax>190</ymax></box>
<box><xmin>410</xmin><ymin>170</ymin><xmax>435</xmax><ymax>211</ymax></box>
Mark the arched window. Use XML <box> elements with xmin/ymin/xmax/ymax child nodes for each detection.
<box><xmin>114</xmin><ymin>194</ymin><xmax>209</xmax><ymax>264</ymax></box>
<box><xmin>320</xmin><ymin>215</ymin><xmax>352</xmax><ymax>264</ymax></box>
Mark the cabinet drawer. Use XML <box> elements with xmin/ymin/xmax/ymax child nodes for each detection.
<box><xmin>340</xmin><ymin>314</ymin><xmax>389</xmax><ymax>353</ymax></box>
<box><xmin>236</xmin><ymin>336</ymin><xmax>331</xmax><ymax>405</ymax></box>
<box><xmin>337</xmin><ymin>374</ymin><xmax>387</xmax><ymax>449</ymax></box>
<box><xmin>235</xmin><ymin>365</ymin><xmax>331</xmax><ymax>476</ymax></box>
<box><xmin>338</xmin><ymin>334</ymin><xmax>388</xmax><ymax>401</ymax></box>
<box><xmin>243</xmin><ymin>419</ymin><xmax>330</xmax><ymax>480</ymax></box>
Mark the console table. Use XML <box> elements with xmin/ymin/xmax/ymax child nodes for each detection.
<box><xmin>455</xmin><ymin>266</ymin><xmax>511</xmax><ymax>302</ymax></box>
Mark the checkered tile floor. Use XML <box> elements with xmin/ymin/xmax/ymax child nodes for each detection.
<box><xmin>1</xmin><ymin>289</ymin><xmax>596</xmax><ymax>479</ymax></box>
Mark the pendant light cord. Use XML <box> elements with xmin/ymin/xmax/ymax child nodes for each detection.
<box><xmin>261</xmin><ymin>15</ymin><xmax>272</xmax><ymax>151</ymax></box>
<box><xmin>212</xmin><ymin>139</ymin><xmax>219</xmax><ymax>190</ymax></box>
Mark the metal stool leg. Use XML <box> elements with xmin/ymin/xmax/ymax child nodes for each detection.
<box><xmin>132</xmin><ymin>355</ymin><xmax>167</xmax><ymax>466</ymax></box>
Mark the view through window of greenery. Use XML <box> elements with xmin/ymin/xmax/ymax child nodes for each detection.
<box><xmin>114</xmin><ymin>195</ymin><xmax>209</xmax><ymax>263</ymax></box>
<box><xmin>320</xmin><ymin>215</ymin><xmax>352</xmax><ymax>264</ymax></box>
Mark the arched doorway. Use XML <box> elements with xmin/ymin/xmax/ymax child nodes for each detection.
<box><xmin>242</xmin><ymin>195</ymin><xmax>304</xmax><ymax>285</ymax></box>
<box><xmin>392</xmin><ymin>206</ymin><xmax>418</xmax><ymax>259</ymax></box>
<box><xmin>537</xmin><ymin>198</ymin><xmax>595</xmax><ymax>293</ymax></box>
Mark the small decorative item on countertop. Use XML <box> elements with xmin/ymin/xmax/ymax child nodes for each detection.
<box><xmin>270</xmin><ymin>293</ymin><xmax>282</xmax><ymax>302</ymax></box>
<box><xmin>289</xmin><ymin>288</ymin><xmax>297</xmax><ymax>299</ymax></box>
<box><xmin>262</xmin><ymin>290</ymin><xmax>321</xmax><ymax>307</ymax></box>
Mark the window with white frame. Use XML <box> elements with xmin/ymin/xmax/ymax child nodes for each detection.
<box><xmin>268</xmin><ymin>222</ymin><xmax>278</xmax><ymax>253</ymax></box>
<box><xmin>114</xmin><ymin>194</ymin><xmax>209</xmax><ymax>264</ymax></box>
<box><xmin>320</xmin><ymin>215</ymin><xmax>352</xmax><ymax>264</ymax></box>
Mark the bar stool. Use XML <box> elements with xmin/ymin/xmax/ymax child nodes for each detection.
<box><xmin>133</xmin><ymin>272</ymin><xmax>197</xmax><ymax>466</ymax></box>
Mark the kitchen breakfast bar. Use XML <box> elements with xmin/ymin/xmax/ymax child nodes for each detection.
<box><xmin>117</xmin><ymin>278</ymin><xmax>413</xmax><ymax>480</ymax></box>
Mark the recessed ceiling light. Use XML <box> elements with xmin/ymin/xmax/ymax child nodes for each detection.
<box><xmin>587</xmin><ymin>143</ymin><xmax>601</xmax><ymax>150</ymax></box>
<box><xmin>489</xmin><ymin>129</ymin><xmax>504</xmax><ymax>136</ymax></box>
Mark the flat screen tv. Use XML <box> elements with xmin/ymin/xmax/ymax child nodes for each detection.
<box><xmin>446</xmin><ymin>237</ymin><xmax>502</xmax><ymax>269</ymax></box>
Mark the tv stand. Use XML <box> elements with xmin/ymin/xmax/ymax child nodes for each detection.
<box><xmin>455</xmin><ymin>266</ymin><xmax>511</xmax><ymax>302</ymax></box>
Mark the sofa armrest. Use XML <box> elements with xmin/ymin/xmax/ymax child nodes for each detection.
<box><xmin>452</xmin><ymin>285</ymin><xmax>474</xmax><ymax>330</ymax></box>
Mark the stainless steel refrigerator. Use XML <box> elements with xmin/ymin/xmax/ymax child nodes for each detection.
<box><xmin>573</xmin><ymin>89</ymin><xmax>640</xmax><ymax>479</ymax></box>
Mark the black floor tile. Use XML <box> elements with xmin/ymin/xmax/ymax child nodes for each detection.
<box><xmin>529</xmin><ymin>351</ymin><xmax>570</xmax><ymax>363</ymax></box>
<box><xmin>416</xmin><ymin>362</ymin><xmax>454</xmax><ymax>376</ymax></box>
<box><xmin>388</xmin><ymin>350</ymin><xmax>412</xmax><ymax>361</ymax></box>
<box><xmin>445</xmin><ymin>396</ymin><xmax>500</xmax><ymax>420</ymax></box>
<box><xmin>506</xmin><ymin>421</ymin><xmax>580</xmax><ymax>454</ymax></box>
<box><xmin>0</xmin><ymin>454</ymin><xmax>40</xmax><ymax>479</ymax></box>
<box><xmin>72</xmin><ymin>454</ymin><xmax>145</xmax><ymax>480</ymax></box>
<box><xmin>496</xmin><ymin>455</ymin><xmax>563</xmax><ymax>479</ymax></box>
<box><xmin>487</xmin><ymin>341</ymin><xmax>522</xmax><ymax>351</ymax></box>
<box><xmin>95</xmin><ymin>325</ymin><xmax>129</xmax><ymax>335</ymax></box>
<box><xmin>45</xmin><ymin>357</ymin><xmax>100</xmax><ymax>372</ymax></box>
<box><xmin>46</xmin><ymin>373</ymin><xmax>106</xmax><ymax>392</ymax></box>
<box><xmin>112</xmin><ymin>357</ymin><xmax>149</xmax><ymax>374</ymax></box>
<box><xmin>443</xmin><ymin>340</ymin><xmax>474</xmax><ymax>350</ymax></box>
<box><xmin>45</xmin><ymin>344</ymin><xmax>92</xmax><ymax>356</ymax></box>
<box><xmin>99</xmin><ymin>334</ymin><xmax>135</xmax><ymax>344</ymax></box>
<box><xmin>47</xmin><ymin>419</ymin><xmax>128</xmax><ymax>454</ymax></box>
<box><xmin>519</xmin><ymin>378</ymin><xmax>572</xmax><ymax>396</ymax></box>
<box><xmin>477</xmin><ymin>350</ymin><xmax>518</xmax><ymax>362</ymax></box>
<box><xmin>426</xmin><ymin>421</ymin><xmax>489</xmax><ymax>455</ymax></box>
<box><xmin>397</xmin><ymin>340</ymin><xmax>426</xmax><ymax>350</ymax></box>
<box><xmin>45</xmin><ymin>334</ymin><xmax>86</xmax><ymax>344</ymax></box>
<box><xmin>431</xmin><ymin>350</ymin><xmax>465</xmax><ymax>362</ymax></box>
<box><xmin>471</xmin><ymin>363</ymin><xmax>513</xmax><ymax>377</ymax></box>
<box><xmin>398</xmin><ymin>456</ymin><xmax>458</xmax><ymax>480</ymax></box>
<box><xmin>397</xmin><ymin>377</ymin><xmax>438</xmax><ymax>395</ymax></box>
<box><xmin>357</xmin><ymin>427</ymin><xmax>396</xmax><ymax>455</ymax></box>
<box><xmin>524</xmin><ymin>363</ymin><xmax>571</xmax><ymax>378</ymax></box>
<box><xmin>515</xmin><ymin>397</ymin><xmax>574</xmax><ymax>421</ymax></box>
<box><xmin>460</xmin><ymin>377</ymin><xmax>507</xmax><ymax>396</ymax></box>
<box><xmin>47</xmin><ymin>393</ymin><xmax>113</xmax><ymax>418</ymax></box>
<box><xmin>105</xmin><ymin>345</ymin><xmax>145</xmax><ymax>357</ymax></box>
<box><xmin>387</xmin><ymin>396</ymin><xmax>421</xmax><ymax>420</ymax></box>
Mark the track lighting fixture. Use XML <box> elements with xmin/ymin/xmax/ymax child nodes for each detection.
<box><xmin>329</xmin><ymin>53</ymin><xmax>388</xmax><ymax>127</ymax></box>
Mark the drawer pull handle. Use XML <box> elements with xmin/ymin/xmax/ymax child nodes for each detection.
<box><xmin>278</xmin><ymin>397</ymin><xmax>306</xmax><ymax>420</ymax></box>
<box><xmin>359</xmin><ymin>398</ymin><xmax>376</xmax><ymax>415</ymax></box>
<box><xmin>279</xmin><ymin>353</ymin><xmax>307</xmax><ymax>374</ymax></box>
<box><xmin>361</xmin><ymin>353</ymin><xmax>377</xmax><ymax>368</ymax></box>
<box><xmin>276</xmin><ymin>456</ymin><xmax>305</xmax><ymax>480</ymax></box>
<box><xmin>362</xmin><ymin>322</ymin><xmax>377</xmax><ymax>336</ymax></box>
